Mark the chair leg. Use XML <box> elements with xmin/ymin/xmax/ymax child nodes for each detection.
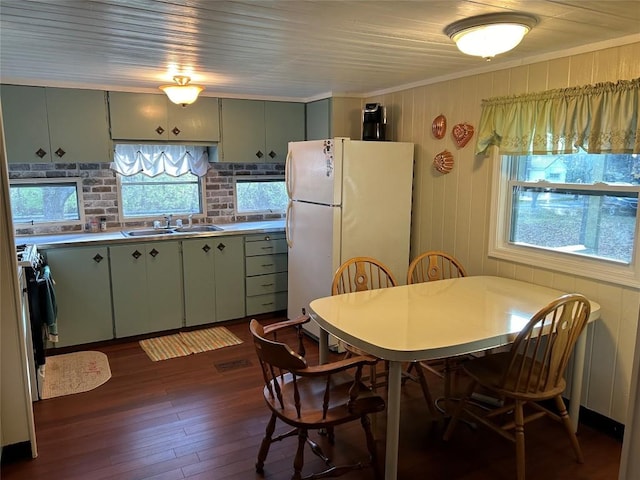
<box><xmin>414</xmin><ymin>362</ymin><xmax>438</xmax><ymax>418</ymax></box>
<box><xmin>256</xmin><ymin>413</ymin><xmax>277</xmax><ymax>474</ymax></box>
<box><xmin>554</xmin><ymin>395</ymin><xmax>584</xmax><ymax>463</ymax></box>
<box><xmin>293</xmin><ymin>428</ymin><xmax>307</xmax><ymax>480</ymax></box>
<box><xmin>361</xmin><ymin>414</ymin><xmax>382</xmax><ymax>480</ymax></box>
<box><xmin>514</xmin><ymin>400</ymin><xmax>526</xmax><ymax>480</ymax></box>
<box><xmin>443</xmin><ymin>379</ymin><xmax>476</xmax><ymax>441</ymax></box>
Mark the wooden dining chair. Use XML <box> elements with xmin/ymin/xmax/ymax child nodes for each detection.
<box><xmin>443</xmin><ymin>293</ymin><xmax>591</xmax><ymax>480</ymax></box>
<box><xmin>406</xmin><ymin>249</ymin><xmax>467</xmax><ymax>284</ymax></box>
<box><xmin>250</xmin><ymin>317</ymin><xmax>385</xmax><ymax>480</ymax></box>
<box><xmin>405</xmin><ymin>250</ymin><xmax>467</xmax><ymax>414</ymax></box>
<box><xmin>331</xmin><ymin>256</ymin><xmax>396</xmax><ymax>392</ymax></box>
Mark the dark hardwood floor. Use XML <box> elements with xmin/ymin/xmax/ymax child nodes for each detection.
<box><xmin>2</xmin><ymin>314</ymin><xmax>622</xmax><ymax>479</ymax></box>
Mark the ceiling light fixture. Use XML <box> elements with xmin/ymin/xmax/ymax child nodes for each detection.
<box><xmin>159</xmin><ymin>75</ymin><xmax>204</xmax><ymax>106</ymax></box>
<box><xmin>444</xmin><ymin>13</ymin><xmax>538</xmax><ymax>60</ymax></box>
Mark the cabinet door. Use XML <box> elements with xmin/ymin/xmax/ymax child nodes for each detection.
<box><xmin>44</xmin><ymin>246</ymin><xmax>113</xmax><ymax>347</ymax></box>
<box><xmin>265</xmin><ymin>101</ymin><xmax>305</xmax><ymax>163</ymax></box>
<box><xmin>46</xmin><ymin>88</ymin><xmax>111</xmax><ymax>163</ymax></box>
<box><xmin>1</xmin><ymin>85</ymin><xmax>51</xmax><ymax>163</ymax></box>
<box><xmin>182</xmin><ymin>238</ymin><xmax>217</xmax><ymax>327</ymax></box>
<box><xmin>168</xmin><ymin>97</ymin><xmax>220</xmax><ymax>142</ymax></box>
<box><xmin>146</xmin><ymin>241</ymin><xmax>183</xmax><ymax>332</ymax></box>
<box><xmin>306</xmin><ymin>98</ymin><xmax>331</xmax><ymax>141</ymax></box>
<box><xmin>213</xmin><ymin>236</ymin><xmax>245</xmax><ymax>321</ymax></box>
<box><xmin>109</xmin><ymin>92</ymin><xmax>168</xmax><ymax>141</ymax></box>
<box><xmin>110</xmin><ymin>243</ymin><xmax>150</xmax><ymax>338</ymax></box>
<box><xmin>111</xmin><ymin>242</ymin><xmax>183</xmax><ymax>337</ymax></box>
<box><xmin>220</xmin><ymin>99</ymin><xmax>265</xmax><ymax>162</ymax></box>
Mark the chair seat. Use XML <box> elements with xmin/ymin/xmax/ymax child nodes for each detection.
<box><xmin>265</xmin><ymin>371</ymin><xmax>385</xmax><ymax>427</ymax></box>
<box><xmin>464</xmin><ymin>352</ymin><xmax>567</xmax><ymax>402</ymax></box>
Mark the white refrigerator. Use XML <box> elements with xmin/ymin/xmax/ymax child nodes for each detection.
<box><xmin>286</xmin><ymin>138</ymin><xmax>414</xmax><ymax>346</ymax></box>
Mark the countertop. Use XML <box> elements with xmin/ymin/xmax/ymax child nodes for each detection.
<box><xmin>17</xmin><ymin>219</ymin><xmax>286</xmax><ymax>249</ymax></box>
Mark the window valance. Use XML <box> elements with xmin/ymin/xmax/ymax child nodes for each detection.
<box><xmin>111</xmin><ymin>144</ymin><xmax>210</xmax><ymax>177</ymax></box>
<box><xmin>476</xmin><ymin>77</ymin><xmax>640</xmax><ymax>156</ymax></box>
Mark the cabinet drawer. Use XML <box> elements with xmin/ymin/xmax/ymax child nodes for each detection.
<box><xmin>246</xmin><ymin>272</ymin><xmax>288</xmax><ymax>296</ymax></box>
<box><xmin>246</xmin><ymin>292</ymin><xmax>288</xmax><ymax>316</ymax></box>
<box><xmin>245</xmin><ymin>234</ymin><xmax>287</xmax><ymax>256</ymax></box>
<box><xmin>246</xmin><ymin>253</ymin><xmax>288</xmax><ymax>276</ymax></box>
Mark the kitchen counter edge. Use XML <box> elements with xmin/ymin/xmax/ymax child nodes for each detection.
<box><xmin>17</xmin><ymin>220</ymin><xmax>286</xmax><ymax>249</ymax></box>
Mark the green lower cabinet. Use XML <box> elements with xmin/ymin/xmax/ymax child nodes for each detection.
<box><xmin>44</xmin><ymin>246</ymin><xmax>113</xmax><ymax>347</ymax></box>
<box><xmin>110</xmin><ymin>241</ymin><xmax>183</xmax><ymax>338</ymax></box>
<box><xmin>182</xmin><ymin>236</ymin><xmax>245</xmax><ymax>326</ymax></box>
<box><xmin>245</xmin><ymin>233</ymin><xmax>288</xmax><ymax>316</ymax></box>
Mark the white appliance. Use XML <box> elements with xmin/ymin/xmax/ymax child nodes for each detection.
<box><xmin>286</xmin><ymin>138</ymin><xmax>414</xmax><ymax>347</ymax></box>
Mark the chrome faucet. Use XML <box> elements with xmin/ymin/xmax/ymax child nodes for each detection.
<box><xmin>164</xmin><ymin>214</ymin><xmax>173</xmax><ymax>229</ymax></box>
<box><xmin>188</xmin><ymin>214</ymin><xmax>193</xmax><ymax>228</ymax></box>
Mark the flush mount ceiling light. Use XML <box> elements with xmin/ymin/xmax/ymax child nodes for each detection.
<box><xmin>444</xmin><ymin>13</ymin><xmax>538</xmax><ymax>60</ymax></box>
<box><xmin>159</xmin><ymin>75</ymin><xmax>204</xmax><ymax>106</ymax></box>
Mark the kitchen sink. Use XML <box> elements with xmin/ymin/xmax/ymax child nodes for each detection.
<box><xmin>122</xmin><ymin>229</ymin><xmax>175</xmax><ymax>237</ymax></box>
<box><xmin>173</xmin><ymin>225</ymin><xmax>223</xmax><ymax>233</ymax></box>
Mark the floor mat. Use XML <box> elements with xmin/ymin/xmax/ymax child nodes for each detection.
<box><xmin>139</xmin><ymin>326</ymin><xmax>243</xmax><ymax>361</ymax></box>
<box><xmin>42</xmin><ymin>351</ymin><xmax>111</xmax><ymax>399</ymax></box>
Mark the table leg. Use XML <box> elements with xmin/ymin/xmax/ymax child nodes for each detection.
<box><xmin>384</xmin><ymin>361</ymin><xmax>402</xmax><ymax>480</ymax></box>
<box><xmin>569</xmin><ymin>328</ymin><xmax>588</xmax><ymax>432</ymax></box>
<box><xmin>319</xmin><ymin>329</ymin><xmax>329</xmax><ymax>365</ymax></box>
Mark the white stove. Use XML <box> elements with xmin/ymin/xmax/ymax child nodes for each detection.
<box><xmin>16</xmin><ymin>243</ymin><xmax>39</xmax><ymax>268</ymax></box>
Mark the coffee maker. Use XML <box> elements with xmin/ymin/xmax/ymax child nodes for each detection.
<box><xmin>362</xmin><ymin>103</ymin><xmax>386</xmax><ymax>141</ymax></box>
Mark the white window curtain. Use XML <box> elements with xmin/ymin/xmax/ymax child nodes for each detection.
<box><xmin>476</xmin><ymin>77</ymin><xmax>640</xmax><ymax>156</ymax></box>
<box><xmin>111</xmin><ymin>144</ymin><xmax>210</xmax><ymax>177</ymax></box>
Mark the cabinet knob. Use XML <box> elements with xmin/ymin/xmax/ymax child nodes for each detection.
<box><xmin>255</xmin><ymin>150</ymin><xmax>264</xmax><ymax>159</ymax></box>
<box><xmin>93</xmin><ymin>253</ymin><xmax>104</xmax><ymax>263</ymax></box>
<box><xmin>55</xmin><ymin>148</ymin><xmax>66</xmax><ymax>158</ymax></box>
<box><xmin>171</xmin><ymin>126</ymin><xmax>181</xmax><ymax>136</ymax></box>
<box><xmin>155</xmin><ymin>126</ymin><xmax>165</xmax><ymax>135</ymax></box>
<box><xmin>35</xmin><ymin>148</ymin><xmax>47</xmax><ymax>158</ymax></box>
<box><xmin>217</xmin><ymin>243</ymin><xmax>226</xmax><ymax>251</ymax></box>
<box><xmin>202</xmin><ymin>244</ymin><xmax>211</xmax><ymax>253</ymax></box>
<box><xmin>132</xmin><ymin>250</ymin><xmax>142</xmax><ymax>259</ymax></box>
<box><xmin>268</xmin><ymin>150</ymin><xmax>276</xmax><ymax>159</ymax></box>
<box><xmin>149</xmin><ymin>248</ymin><xmax>159</xmax><ymax>258</ymax></box>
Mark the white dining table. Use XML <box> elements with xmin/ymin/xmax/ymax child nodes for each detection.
<box><xmin>308</xmin><ymin>275</ymin><xmax>601</xmax><ymax>480</ymax></box>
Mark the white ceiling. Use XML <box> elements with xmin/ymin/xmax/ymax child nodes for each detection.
<box><xmin>1</xmin><ymin>0</ymin><xmax>639</xmax><ymax>101</ymax></box>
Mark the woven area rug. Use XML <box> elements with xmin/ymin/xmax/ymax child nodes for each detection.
<box><xmin>42</xmin><ymin>351</ymin><xmax>111</xmax><ymax>399</ymax></box>
<box><xmin>139</xmin><ymin>326</ymin><xmax>243</xmax><ymax>361</ymax></box>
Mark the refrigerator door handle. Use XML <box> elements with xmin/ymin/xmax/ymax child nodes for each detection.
<box><xmin>286</xmin><ymin>200</ymin><xmax>293</xmax><ymax>247</ymax></box>
<box><xmin>285</xmin><ymin>149</ymin><xmax>293</xmax><ymax>199</ymax></box>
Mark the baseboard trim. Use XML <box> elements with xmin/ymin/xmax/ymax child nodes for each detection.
<box><xmin>576</xmin><ymin>403</ymin><xmax>625</xmax><ymax>441</ymax></box>
<box><xmin>0</xmin><ymin>441</ymin><xmax>32</xmax><ymax>464</ymax></box>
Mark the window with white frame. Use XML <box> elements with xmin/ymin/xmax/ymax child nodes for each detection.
<box><xmin>119</xmin><ymin>171</ymin><xmax>204</xmax><ymax>218</ymax></box>
<box><xmin>235</xmin><ymin>176</ymin><xmax>287</xmax><ymax>214</ymax></box>
<box><xmin>113</xmin><ymin>144</ymin><xmax>208</xmax><ymax>219</ymax></box>
<box><xmin>9</xmin><ymin>178</ymin><xmax>84</xmax><ymax>226</ymax></box>
<box><xmin>489</xmin><ymin>151</ymin><xmax>640</xmax><ymax>286</ymax></box>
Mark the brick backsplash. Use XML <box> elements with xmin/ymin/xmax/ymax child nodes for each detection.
<box><xmin>9</xmin><ymin>162</ymin><xmax>285</xmax><ymax>235</ymax></box>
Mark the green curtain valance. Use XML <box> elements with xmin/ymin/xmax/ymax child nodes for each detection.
<box><xmin>476</xmin><ymin>77</ymin><xmax>640</xmax><ymax>156</ymax></box>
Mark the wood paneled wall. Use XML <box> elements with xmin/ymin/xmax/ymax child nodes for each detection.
<box><xmin>367</xmin><ymin>41</ymin><xmax>640</xmax><ymax>423</ymax></box>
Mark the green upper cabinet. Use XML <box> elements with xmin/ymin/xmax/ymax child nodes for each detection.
<box><xmin>108</xmin><ymin>92</ymin><xmax>220</xmax><ymax>142</ymax></box>
<box><xmin>305</xmin><ymin>96</ymin><xmax>362</xmax><ymax>141</ymax></box>
<box><xmin>220</xmin><ymin>99</ymin><xmax>304</xmax><ymax>163</ymax></box>
<box><xmin>1</xmin><ymin>85</ymin><xmax>111</xmax><ymax>163</ymax></box>
<box><xmin>306</xmin><ymin>98</ymin><xmax>331</xmax><ymax>140</ymax></box>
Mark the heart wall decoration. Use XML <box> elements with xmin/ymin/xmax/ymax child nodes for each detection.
<box><xmin>452</xmin><ymin>122</ymin><xmax>474</xmax><ymax>148</ymax></box>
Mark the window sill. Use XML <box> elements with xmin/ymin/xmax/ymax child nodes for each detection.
<box><xmin>489</xmin><ymin>243</ymin><xmax>640</xmax><ymax>289</ymax></box>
